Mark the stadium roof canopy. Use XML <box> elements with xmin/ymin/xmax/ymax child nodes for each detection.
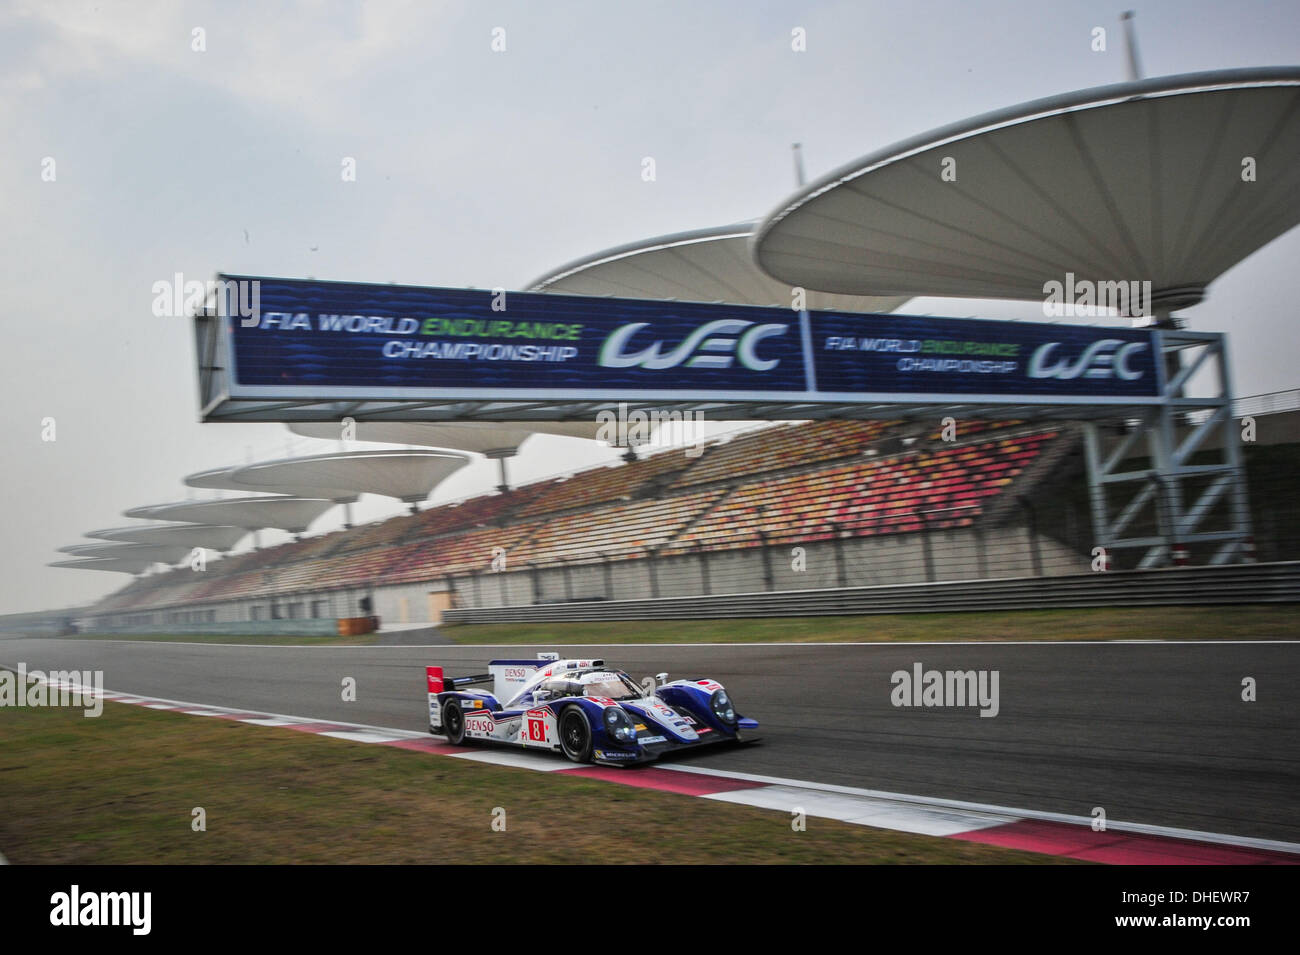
<box><xmin>752</xmin><ymin>68</ymin><xmax>1300</xmax><ymax>316</ymax></box>
<box><xmin>185</xmin><ymin>464</ymin><xmax>362</xmax><ymax>503</ymax></box>
<box><xmin>229</xmin><ymin>450</ymin><xmax>470</xmax><ymax>503</ymax></box>
<box><xmin>123</xmin><ymin>497</ymin><xmax>337</xmax><ymax>533</ymax></box>
<box><xmin>531</xmin><ymin>222</ymin><xmax>909</xmax><ymax>313</ymax></box>
<box><xmin>58</xmin><ymin>541</ymin><xmax>193</xmax><ymax>564</ymax></box>
<box><xmin>287</xmin><ymin>420</ymin><xmax>612</xmax><ymax>457</ymax></box>
<box><xmin>85</xmin><ymin>524</ymin><xmax>249</xmax><ymax>551</ymax></box>
<box><xmin>49</xmin><ymin>557</ymin><xmax>154</xmax><ymax>575</ymax></box>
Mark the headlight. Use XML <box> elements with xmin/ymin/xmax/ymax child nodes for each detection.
<box><xmin>711</xmin><ymin>689</ymin><xmax>736</xmax><ymax>724</ymax></box>
<box><xmin>603</xmin><ymin>706</ymin><xmax>637</xmax><ymax>743</ymax></box>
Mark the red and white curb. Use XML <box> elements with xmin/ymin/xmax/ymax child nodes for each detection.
<box><xmin>62</xmin><ymin>685</ymin><xmax>1300</xmax><ymax>864</ymax></box>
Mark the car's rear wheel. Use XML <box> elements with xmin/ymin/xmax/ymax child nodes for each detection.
<box><xmin>559</xmin><ymin>706</ymin><xmax>593</xmax><ymax>763</ymax></box>
<box><xmin>442</xmin><ymin>699</ymin><xmax>468</xmax><ymax>745</ymax></box>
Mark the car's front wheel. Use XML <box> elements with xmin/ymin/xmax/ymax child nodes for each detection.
<box><xmin>442</xmin><ymin>699</ymin><xmax>468</xmax><ymax>745</ymax></box>
<box><xmin>559</xmin><ymin>706</ymin><xmax>593</xmax><ymax>763</ymax></box>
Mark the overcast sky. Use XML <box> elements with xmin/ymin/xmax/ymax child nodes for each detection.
<box><xmin>2</xmin><ymin>0</ymin><xmax>1298</xmax><ymax>615</ymax></box>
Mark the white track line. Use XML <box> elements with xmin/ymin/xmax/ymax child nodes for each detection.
<box><xmin>54</xmin><ymin>684</ymin><xmax>432</xmax><ymax>739</ymax></box>
<box><xmin>450</xmin><ymin>750</ymin><xmax>574</xmax><ymax>771</ymax></box>
<box><xmin>661</xmin><ymin>763</ymin><xmax>1300</xmax><ymax>855</ymax></box>
<box><xmin>704</xmin><ymin>785</ymin><xmax>1017</xmax><ymax>836</ymax></box>
<box><xmin>317</xmin><ymin>730</ymin><xmax>407</xmax><ymax>744</ymax></box>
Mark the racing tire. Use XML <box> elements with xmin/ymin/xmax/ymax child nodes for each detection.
<box><xmin>558</xmin><ymin>706</ymin><xmax>593</xmax><ymax>764</ymax></box>
<box><xmin>442</xmin><ymin>699</ymin><xmax>469</xmax><ymax>745</ymax></box>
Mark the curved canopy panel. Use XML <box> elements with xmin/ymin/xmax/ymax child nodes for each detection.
<box><xmin>124</xmin><ymin>497</ymin><xmax>336</xmax><ymax>533</ymax></box>
<box><xmin>287</xmin><ymin>421</ymin><xmax>609</xmax><ymax>457</ymax></box>
<box><xmin>532</xmin><ymin>222</ymin><xmax>909</xmax><ymax>313</ymax></box>
<box><xmin>49</xmin><ymin>557</ymin><xmax>153</xmax><ymax>575</ymax></box>
<box><xmin>229</xmin><ymin>450</ymin><xmax>470</xmax><ymax>503</ymax></box>
<box><xmin>85</xmin><ymin>524</ymin><xmax>248</xmax><ymax>551</ymax></box>
<box><xmin>753</xmin><ymin>68</ymin><xmax>1300</xmax><ymax>311</ymax></box>
<box><xmin>184</xmin><ymin>465</ymin><xmax>361</xmax><ymax>502</ymax></box>
<box><xmin>184</xmin><ymin>466</ymin><xmax>246</xmax><ymax>491</ymax></box>
<box><xmin>58</xmin><ymin>542</ymin><xmax>193</xmax><ymax>564</ymax></box>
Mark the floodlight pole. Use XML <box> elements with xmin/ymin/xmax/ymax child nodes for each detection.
<box><xmin>1120</xmin><ymin>12</ymin><xmax>1143</xmax><ymax>82</ymax></box>
<box><xmin>792</xmin><ymin>143</ymin><xmax>806</xmax><ymax>187</ymax></box>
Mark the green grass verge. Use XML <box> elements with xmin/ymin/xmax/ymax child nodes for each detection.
<box><xmin>63</xmin><ymin>632</ymin><xmax>381</xmax><ymax>645</ymax></box>
<box><xmin>443</xmin><ymin>604</ymin><xmax>1299</xmax><ymax>645</ymax></box>
<box><xmin>0</xmin><ymin>702</ymin><xmax>1066</xmax><ymax>865</ymax></box>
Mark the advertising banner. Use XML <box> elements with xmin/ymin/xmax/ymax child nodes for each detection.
<box><xmin>212</xmin><ymin>275</ymin><xmax>1162</xmax><ymax>407</ymax></box>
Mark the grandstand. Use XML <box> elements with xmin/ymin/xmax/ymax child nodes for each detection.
<box><xmin>664</xmin><ymin>429</ymin><xmax>1060</xmax><ymax>551</ymax></box>
<box><xmin>78</xmin><ymin>417</ymin><xmax>1089</xmax><ymax>630</ymax></box>
<box><xmin>70</xmin><ymin>387</ymin><xmax>1300</xmax><ymax>634</ymax></box>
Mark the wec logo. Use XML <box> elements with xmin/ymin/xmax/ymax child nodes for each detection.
<box><xmin>598</xmin><ymin>320</ymin><xmax>787</xmax><ymax>371</ymax></box>
<box><xmin>1027</xmin><ymin>339</ymin><xmax>1148</xmax><ymax>381</ymax></box>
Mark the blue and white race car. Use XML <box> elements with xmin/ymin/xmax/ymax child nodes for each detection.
<box><xmin>426</xmin><ymin>653</ymin><xmax>759</xmax><ymax>765</ymax></box>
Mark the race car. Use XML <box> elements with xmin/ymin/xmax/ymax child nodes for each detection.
<box><xmin>425</xmin><ymin>653</ymin><xmax>758</xmax><ymax>765</ymax></box>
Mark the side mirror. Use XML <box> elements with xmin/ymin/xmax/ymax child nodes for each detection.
<box><xmin>656</xmin><ymin>672</ymin><xmax>669</xmax><ymax>686</ymax></box>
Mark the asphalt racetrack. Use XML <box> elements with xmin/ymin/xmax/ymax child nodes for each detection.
<box><xmin>3</xmin><ymin>635</ymin><xmax>1297</xmax><ymax>843</ymax></box>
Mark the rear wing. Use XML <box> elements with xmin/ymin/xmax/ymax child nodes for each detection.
<box><xmin>424</xmin><ymin>654</ymin><xmax>554</xmax><ymax>705</ymax></box>
<box><xmin>424</xmin><ymin>667</ymin><xmax>491</xmax><ymax>696</ymax></box>
<box><xmin>425</xmin><ymin>665</ymin><xmax>491</xmax><ymax>730</ymax></box>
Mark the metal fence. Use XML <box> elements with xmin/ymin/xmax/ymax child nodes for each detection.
<box><xmin>442</xmin><ymin>520</ymin><xmax>1090</xmax><ymax>611</ymax></box>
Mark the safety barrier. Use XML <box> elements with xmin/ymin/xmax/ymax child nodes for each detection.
<box><xmin>442</xmin><ymin>560</ymin><xmax>1300</xmax><ymax>624</ymax></box>
<box><xmin>81</xmin><ymin>619</ymin><xmax>343</xmax><ymax>637</ymax></box>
